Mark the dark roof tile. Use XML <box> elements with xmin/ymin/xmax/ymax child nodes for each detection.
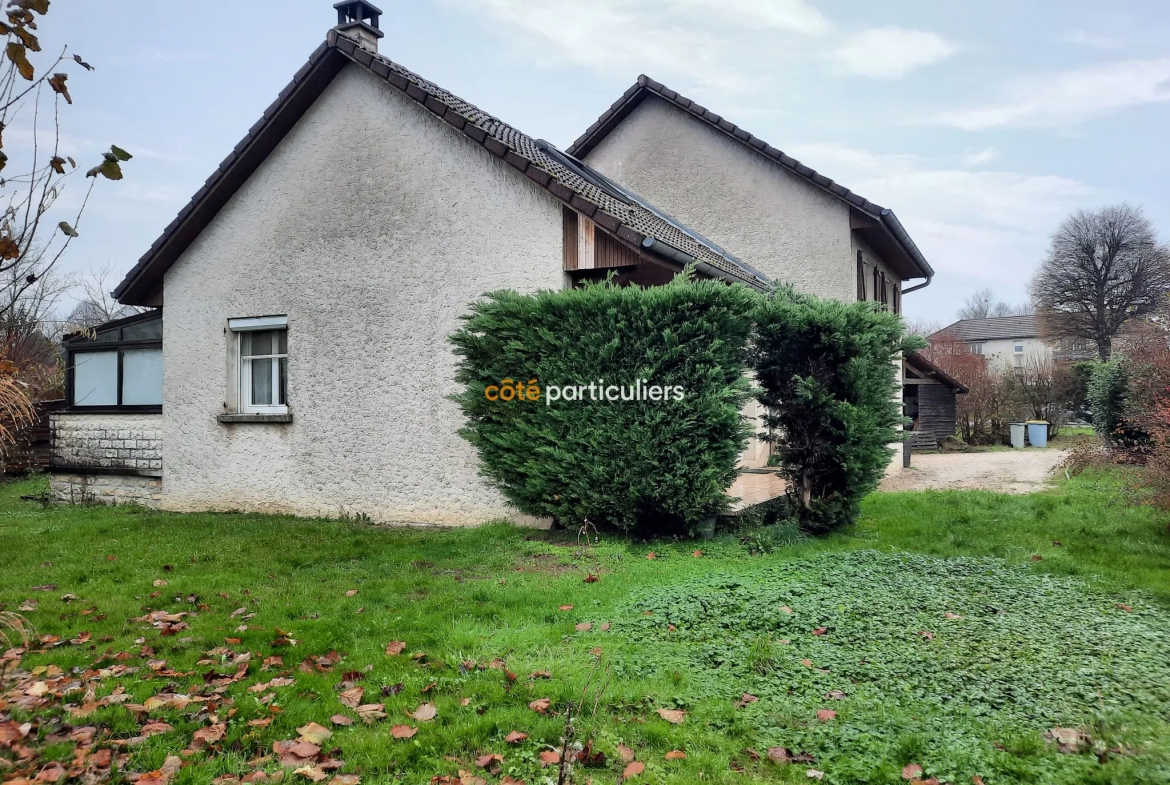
<box><xmin>935</xmin><ymin>316</ymin><xmax>1041</xmax><ymax>342</ymax></box>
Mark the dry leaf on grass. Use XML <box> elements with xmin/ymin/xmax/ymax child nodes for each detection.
<box><xmin>338</xmin><ymin>687</ymin><xmax>363</xmax><ymax>708</ymax></box>
<box><xmin>410</xmin><ymin>702</ymin><xmax>437</xmax><ymax>721</ymax></box>
<box><xmin>575</xmin><ymin>622</ymin><xmax>592</xmax><ymax>632</ymax></box>
<box><xmin>297</xmin><ymin>722</ymin><xmax>332</xmax><ymax>745</ymax></box>
<box><xmin>390</xmin><ymin>725</ymin><xmax>417</xmax><ymax>739</ymax></box>
<box><xmin>384</xmin><ymin>641</ymin><xmax>406</xmax><ymax>656</ymax></box>
<box><xmin>617</xmin><ymin>744</ymin><xmax>636</xmax><ymax>763</ymax></box>
<box><xmin>623</xmin><ymin>761</ymin><xmax>645</xmax><ymax>777</ymax></box>
<box><xmin>504</xmin><ymin>731</ymin><xmax>528</xmax><ymax>744</ymax></box>
<box><xmin>528</xmin><ymin>698</ymin><xmax>551</xmax><ymax>713</ymax></box>
<box><xmin>665</xmin><ymin>750</ymin><xmax>686</xmax><ymax>760</ymax></box>
<box><xmin>355</xmin><ymin>704</ymin><xmax>386</xmax><ymax>724</ymax></box>
<box><xmin>538</xmin><ymin>750</ymin><xmax>560</xmax><ymax>767</ymax></box>
<box><xmin>902</xmin><ymin>763</ymin><xmax>923</xmax><ymax>780</ymax></box>
<box><xmin>656</xmin><ymin>708</ymin><xmax>685</xmax><ymax>724</ymax></box>
<box><xmin>330</xmin><ymin>715</ymin><xmax>353</xmax><ymax>726</ymax></box>
<box><xmin>815</xmin><ymin>710</ymin><xmax>836</xmax><ymax>721</ymax></box>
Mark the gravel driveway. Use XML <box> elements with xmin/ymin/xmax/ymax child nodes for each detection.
<box><xmin>879</xmin><ymin>448</ymin><xmax>1069</xmax><ymax>494</ymax></box>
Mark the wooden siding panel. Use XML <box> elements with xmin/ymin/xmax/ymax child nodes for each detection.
<box><xmin>563</xmin><ymin>208</ymin><xmax>578</xmax><ymax>271</ymax></box>
<box><xmin>594</xmin><ymin>228</ymin><xmax>641</xmax><ymax>269</ymax></box>
<box><xmin>578</xmin><ymin>214</ymin><xmax>595</xmax><ymax>269</ymax></box>
<box><xmin>918</xmin><ymin>384</ymin><xmax>958</xmax><ymax>446</ymax></box>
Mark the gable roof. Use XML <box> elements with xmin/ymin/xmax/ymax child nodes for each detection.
<box><xmin>114</xmin><ymin>33</ymin><xmax>768</xmax><ymax>306</ymax></box>
<box><xmin>565</xmin><ymin>75</ymin><xmax>934</xmax><ymax>286</ymax></box>
<box><xmin>934</xmin><ymin>316</ymin><xmax>1040</xmax><ymax>342</ymax></box>
<box><xmin>904</xmin><ymin>351</ymin><xmax>969</xmax><ymax>394</ymax></box>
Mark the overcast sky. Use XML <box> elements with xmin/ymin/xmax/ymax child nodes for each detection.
<box><xmin>24</xmin><ymin>0</ymin><xmax>1170</xmax><ymax>325</ymax></box>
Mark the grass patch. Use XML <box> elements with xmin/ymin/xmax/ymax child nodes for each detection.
<box><xmin>0</xmin><ymin>471</ymin><xmax>1169</xmax><ymax>784</ymax></box>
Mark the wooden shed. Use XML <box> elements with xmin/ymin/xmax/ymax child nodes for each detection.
<box><xmin>903</xmin><ymin>352</ymin><xmax>967</xmax><ymax>450</ymax></box>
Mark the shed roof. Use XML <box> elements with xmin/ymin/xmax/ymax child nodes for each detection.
<box><xmin>565</xmin><ymin>75</ymin><xmax>934</xmax><ymax>284</ymax></box>
<box><xmin>114</xmin><ymin>33</ymin><xmax>768</xmax><ymax>306</ymax></box>
<box><xmin>904</xmin><ymin>352</ymin><xmax>969</xmax><ymax>394</ymax></box>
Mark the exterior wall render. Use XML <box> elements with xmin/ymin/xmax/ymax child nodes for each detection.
<box><xmin>159</xmin><ymin>64</ymin><xmax>563</xmax><ymax>526</ymax></box>
<box><xmin>581</xmin><ymin>96</ymin><xmax>855</xmax><ymax>300</ymax></box>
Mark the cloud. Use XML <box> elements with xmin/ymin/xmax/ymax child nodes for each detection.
<box><xmin>962</xmin><ymin>147</ymin><xmax>998</xmax><ymax>166</ymax></box>
<box><xmin>784</xmin><ymin>142</ymin><xmax>1092</xmax><ymax>283</ymax></box>
<box><xmin>833</xmin><ymin>27</ymin><xmax>958</xmax><ymax>78</ymax></box>
<box><xmin>442</xmin><ymin>0</ymin><xmax>828</xmax><ymax>91</ymax></box>
<box><xmin>937</xmin><ymin>58</ymin><xmax>1170</xmax><ymax>130</ymax></box>
<box><xmin>1056</xmin><ymin>30</ymin><xmax>1122</xmax><ymax>49</ymax></box>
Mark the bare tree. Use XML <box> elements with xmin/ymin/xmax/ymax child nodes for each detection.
<box><xmin>1</xmin><ymin>3</ymin><xmax>132</xmax><ymax>323</ymax></box>
<box><xmin>64</xmin><ymin>261</ymin><xmax>143</xmax><ymax>328</ymax></box>
<box><xmin>1030</xmin><ymin>204</ymin><xmax>1170</xmax><ymax>360</ymax></box>
<box><xmin>957</xmin><ymin>287</ymin><xmax>1031</xmax><ymax>320</ymax></box>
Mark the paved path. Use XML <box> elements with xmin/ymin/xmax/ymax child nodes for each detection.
<box><xmin>879</xmin><ymin>448</ymin><xmax>1069</xmax><ymax>494</ymax></box>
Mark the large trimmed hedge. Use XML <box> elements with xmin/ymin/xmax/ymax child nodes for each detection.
<box><xmin>451</xmin><ymin>277</ymin><xmax>914</xmax><ymax>537</ymax></box>
<box><xmin>753</xmin><ymin>288</ymin><xmax>917</xmax><ymax>533</ymax></box>
<box><xmin>450</xmin><ymin>276</ymin><xmax>756</xmax><ymax>535</ymax></box>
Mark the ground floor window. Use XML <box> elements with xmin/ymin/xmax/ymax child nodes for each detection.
<box><xmin>229</xmin><ymin>316</ymin><xmax>288</xmax><ymax>413</ymax></box>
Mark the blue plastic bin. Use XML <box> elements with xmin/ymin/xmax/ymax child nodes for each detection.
<box><xmin>1026</xmin><ymin>421</ymin><xmax>1048</xmax><ymax>448</ymax></box>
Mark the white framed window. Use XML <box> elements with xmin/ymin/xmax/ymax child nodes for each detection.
<box><xmin>1013</xmin><ymin>343</ymin><xmax>1024</xmax><ymax>354</ymax></box>
<box><xmin>969</xmin><ymin>342</ymin><xmax>984</xmax><ymax>355</ymax></box>
<box><xmin>229</xmin><ymin>316</ymin><xmax>288</xmax><ymax>414</ymax></box>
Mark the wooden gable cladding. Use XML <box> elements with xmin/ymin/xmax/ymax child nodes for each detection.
<box><xmin>563</xmin><ymin>208</ymin><xmax>641</xmax><ymax>271</ymax></box>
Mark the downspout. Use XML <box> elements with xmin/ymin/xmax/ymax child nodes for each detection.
<box><xmin>640</xmin><ymin>236</ymin><xmax>769</xmax><ymax>292</ymax></box>
<box><xmin>880</xmin><ymin>208</ymin><xmax>933</xmax><ymax>294</ymax></box>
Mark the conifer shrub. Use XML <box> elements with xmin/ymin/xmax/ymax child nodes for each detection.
<box><xmin>752</xmin><ymin>288</ymin><xmax>917</xmax><ymax>533</ymax></box>
<box><xmin>450</xmin><ymin>276</ymin><xmax>756</xmax><ymax>536</ymax></box>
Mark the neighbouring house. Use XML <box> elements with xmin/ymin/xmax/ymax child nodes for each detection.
<box><xmin>933</xmin><ymin>315</ymin><xmax>1092</xmax><ymax>371</ymax></box>
<box><xmin>49</xmin><ymin>2</ymin><xmax>936</xmax><ymax>524</ymax></box>
<box><xmin>902</xmin><ymin>352</ymin><xmax>968</xmax><ymax>450</ymax></box>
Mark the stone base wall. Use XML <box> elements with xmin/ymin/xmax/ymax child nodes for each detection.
<box><xmin>51</xmin><ymin>473</ymin><xmax>162</xmax><ymax>507</ymax></box>
<box><xmin>51</xmin><ymin>412</ymin><xmax>163</xmax><ymax>473</ymax></box>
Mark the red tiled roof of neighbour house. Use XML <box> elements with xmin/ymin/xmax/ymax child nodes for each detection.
<box><xmin>114</xmin><ymin>32</ymin><xmax>769</xmax><ymax>306</ymax></box>
<box><xmin>565</xmin><ymin>75</ymin><xmax>935</xmax><ymax>285</ymax></box>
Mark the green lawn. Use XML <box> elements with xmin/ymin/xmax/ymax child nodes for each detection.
<box><xmin>2</xmin><ymin>470</ymin><xmax>1169</xmax><ymax>784</ymax></box>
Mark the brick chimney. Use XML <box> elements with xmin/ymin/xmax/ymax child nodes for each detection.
<box><xmin>334</xmin><ymin>1</ymin><xmax>384</xmax><ymax>53</ymax></box>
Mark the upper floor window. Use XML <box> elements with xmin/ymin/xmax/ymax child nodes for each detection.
<box><xmin>856</xmin><ymin>251</ymin><xmax>866</xmax><ymax>301</ymax></box>
<box><xmin>229</xmin><ymin>316</ymin><xmax>288</xmax><ymax>414</ymax></box>
<box><xmin>969</xmin><ymin>342</ymin><xmax>984</xmax><ymax>355</ymax></box>
<box><xmin>64</xmin><ymin>311</ymin><xmax>163</xmax><ymax>411</ymax></box>
<box><xmin>1014</xmin><ymin>343</ymin><xmax>1024</xmax><ymax>354</ymax></box>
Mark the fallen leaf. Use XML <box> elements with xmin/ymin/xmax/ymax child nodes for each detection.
<box><xmin>807</xmin><ymin>770</ymin><xmax>824</xmax><ymax>780</ymax></box>
<box><xmin>917</xmin><ymin>630</ymin><xmax>934</xmax><ymax>640</ymax></box>
<box><xmin>617</xmin><ymin>744</ymin><xmax>636</xmax><ymax>763</ymax></box>
<box><xmin>812</xmin><ymin>627</ymin><xmax>827</xmax><ymax>636</ymax></box>
<box><xmin>645</xmin><ymin>552</ymin><xmax>656</xmax><ymax>560</ymax></box>
<box><xmin>528</xmin><ymin>698</ymin><xmax>551</xmax><ymax>713</ymax></box>
<box><xmin>331</xmin><ymin>776</ymin><xmax>361</xmax><ymax>785</ymax></box>
<box><xmin>800</xmin><ymin>659</ymin><xmax>813</xmax><ymax>667</ymax></box>
<box><xmin>733</xmin><ymin>693</ymin><xmax>758</xmax><ymax>709</ymax></box>
<box><xmin>1052</xmin><ymin>540</ymin><xmax>1062</xmax><ymax>547</ymax></box>
<box><xmin>944</xmin><ymin>612</ymin><xmax>963</xmax><ymax>620</ymax></box>
<box><xmin>411</xmin><ymin>702</ymin><xmax>437</xmax><ymax>721</ymax></box>
<box><xmin>583</xmin><ymin>573</ymin><xmax>599</xmax><ymax>583</ymax></box>
<box><xmin>623</xmin><ymin>761</ymin><xmax>645</xmax><ymax>777</ymax></box>
<box><xmin>656</xmin><ymin>708</ymin><xmax>685</xmax><ymax>724</ymax></box>
<box><xmin>293</xmin><ymin>764</ymin><xmax>327</xmax><ymax>782</ymax></box>
<box><xmin>153</xmin><ymin>579</ymin><xmax>168</xmax><ymax>587</ymax></box>
<box><xmin>530</xmin><ymin>670</ymin><xmax>552</xmax><ymax>679</ymax></box>
<box><xmin>355</xmin><ymin>704</ymin><xmax>386</xmax><ymax>724</ymax></box>
<box><xmin>538</xmin><ymin>750</ymin><xmax>560</xmax><ymax>767</ymax></box>
<box><xmin>972</xmin><ymin>777</ymin><xmax>985</xmax><ymax>785</ymax></box>
<box><xmin>504</xmin><ymin>731</ymin><xmax>528</xmax><ymax>744</ymax></box>
<box><xmin>692</xmin><ymin>550</ymin><xmax>702</xmax><ymax>557</ymax></box>
<box><xmin>339</xmin><ymin>687</ymin><xmax>364</xmax><ymax>708</ymax></box>
<box><xmin>780</xmin><ymin>605</ymin><xmax>793</xmax><ymax>614</ymax></box>
<box><xmin>766</xmin><ymin>747</ymin><xmax>790</xmax><ymax>763</ymax></box>
<box><xmin>475</xmin><ymin>753</ymin><xmax>504</xmax><ymax>768</ymax></box>
<box><xmin>902</xmin><ymin>763</ymin><xmax>923</xmax><ymax>780</ymax></box>
<box><xmin>815</xmin><ymin>709</ymin><xmax>836</xmax><ymax>721</ymax></box>
<box><xmin>600</xmin><ymin>622</ymin><xmax>611</xmax><ymax>631</ymax></box>
<box><xmin>825</xmin><ymin>690</ymin><xmax>846</xmax><ymax>700</ymax></box>
<box><xmin>330</xmin><ymin>715</ymin><xmax>353</xmax><ymax>726</ymax></box>
<box><xmin>575</xmin><ymin>622</ymin><xmax>593</xmax><ymax>632</ymax></box>
<box><xmin>192</xmin><ymin>723</ymin><xmax>227</xmax><ymax>747</ymax></box>
<box><xmin>1116</xmin><ymin>603</ymin><xmax>1133</xmax><ymax>613</ymax></box>
<box><xmin>345</xmin><ymin>590</ymin><xmax>358</xmax><ymax>597</ymax></box>
<box><xmin>390</xmin><ymin>724</ymin><xmax>417</xmax><ymax>739</ymax></box>
<box><xmin>385</xmin><ymin>641</ymin><xmax>406</xmax><ymax>655</ymax></box>
<box><xmin>558</xmin><ymin>605</ymin><xmax>573</xmax><ymax>611</ymax></box>
<box><xmin>297</xmin><ymin>722</ymin><xmax>332</xmax><ymax>745</ymax></box>
<box><xmin>1031</xmin><ymin>554</ymin><xmax>1043</xmax><ymax>561</ymax></box>
<box><xmin>665</xmin><ymin>750</ymin><xmax>686</xmax><ymax>760</ymax></box>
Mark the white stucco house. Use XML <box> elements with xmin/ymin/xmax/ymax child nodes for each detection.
<box><xmin>933</xmin><ymin>316</ymin><xmax>1091</xmax><ymax>372</ymax></box>
<box><xmin>49</xmin><ymin>1</ymin><xmax>935</xmax><ymax>525</ymax></box>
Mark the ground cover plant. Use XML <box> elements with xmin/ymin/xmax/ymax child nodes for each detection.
<box><xmin>1</xmin><ymin>470</ymin><xmax>1170</xmax><ymax>784</ymax></box>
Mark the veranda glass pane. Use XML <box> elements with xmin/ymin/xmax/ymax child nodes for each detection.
<box><xmin>279</xmin><ymin>357</ymin><xmax>287</xmax><ymax>405</ymax></box>
<box><xmin>121</xmin><ymin>349</ymin><xmax>163</xmax><ymax>405</ymax></box>
<box><xmin>251</xmin><ymin>358</ymin><xmax>273</xmax><ymax>405</ymax></box>
<box><xmin>73</xmin><ymin>351</ymin><xmax>118</xmax><ymax>406</ymax></box>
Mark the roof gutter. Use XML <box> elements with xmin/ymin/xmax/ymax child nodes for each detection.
<box><xmin>879</xmin><ymin>208</ymin><xmax>933</xmax><ymax>294</ymax></box>
<box><xmin>640</xmin><ymin>237</ymin><xmax>770</xmax><ymax>293</ymax></box>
